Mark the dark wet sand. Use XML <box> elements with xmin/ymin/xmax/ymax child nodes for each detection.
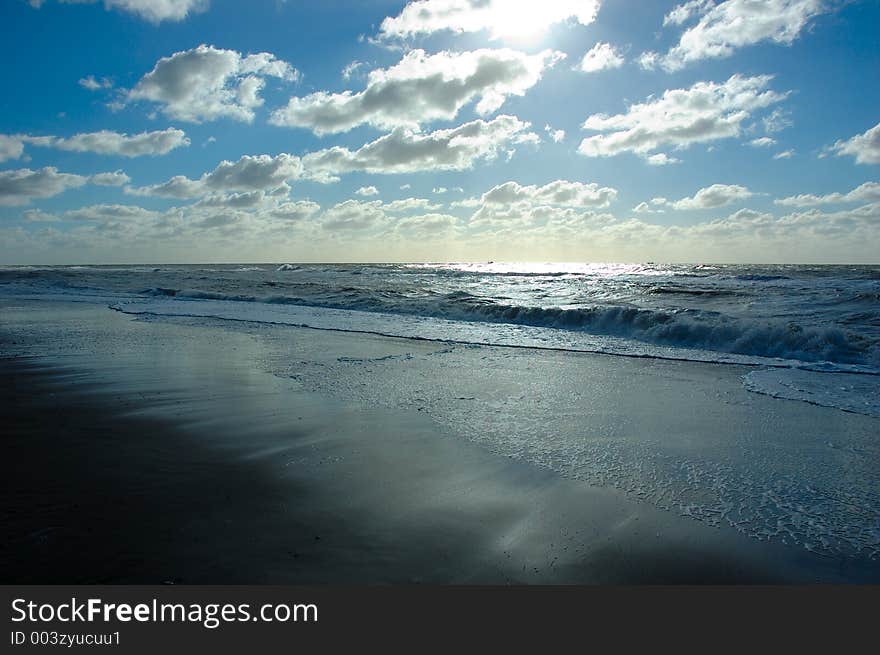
<box><xmin>1</xmin><ymin>300</ymin><xmax>877</xmax><ymax>584</ymax></box>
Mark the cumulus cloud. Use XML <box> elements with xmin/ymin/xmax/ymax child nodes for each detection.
<box><xmin>653</xmin><ymin>183</ymin><xmax>754</xmax><ymax>210</ymax></box>
<box><xmin>19</xmin><ymin>128</ymin><xmax>189</xmax><ymax>157</ymax></box>
<box><xmin>270</xmin><ymin>48</ymin><xmax>563</xmax><ymax>135</ymax></box>
<box><xmin>0</xmin><ymin>135</ymin><xmax>25</xmax><ymax>163</ymax></box>
<box><xmin>381</xmin><ymin>198</ymin><xmax>442</xmax><ymax>212</ymax></box>
<box><xmin>544</xmin><ymin>125</ymin><xmax>565</xmax><ymax>143</ymax></box>
<box><xmin>577</xmin><ymin>42</ymin><xmax>624</xmax><ymax>73</ymax></box>
<box><xmin>127</xmin><ymin>153</ymin><xmax>303</xmax><ymax>198</ymax></box>
<box><xmin>29</xmin><ymin>0</ymin><xmax>209</xmax><ymax>23</ymax></box>
<box><xmin>90</xmin><ymin>170</ymin><xmax>131</xmax><ymax>186</ymax></box>
<box><xmin>315</xmin><ymin>198</ymin><xmax>458</xmax><ymax>236</ymax></box>
<box><xmin>301</xmin><ymin>115</ymin><xmax>537</xmax><ymax>181</ymax></box>
<box><xmin>458</xmin><ymin>180</ymin><xmax>618</xmax><ymax>232</ymax></box>
<box><xmin>128</xmin><ymin>44</ymin><xmax>299</xmax><ymax>123</ymax></box>
<box><xmin>130</xmin><ymin>117</ymin><xmax>534</xmax><ymax>195</ymax></box>
<box><xmin>578</xmin><ymin>74</ymin><xmax>787</xmax><ymax>163</ymax></box>
<box><xmin>774</xmin><ymin>149</ymin><xmax>795</xmax><ymax>159</ymax></box>
<box><xmin>378</xmin><ymin>0</ymin><xmax>600</xmax><ymax>40</ymax></box>
<box><xmin>663</xmin><ymin>0</ymin><xmax>714</xmax><ymax>26</ymax></box>
<box><xmin>828</xmin><ymin>122</ymin><xmax>880</xmax><ymax>165</ymax></box>
<box><xmin>477</xmin><ymin>180</ymin><xmax>617</xmax><ymax>208</ymax></box>
<box><xmin>355</xmin><ymin>185</ymin><xmax>379</xmax><ymax>196</ymax></box>
<box><xmin>776</xmin><ymin>181</ymin><xmax>880</xmax><ymax>206</ymax></box>
<box><xmin>646</xmin><ymin>0</ymin><xmax>831</xmax><ymax>72</ymax></box>
<box><xmin>0</xmin><ymin>167</ymin><xmax>89</xmax><ymax>206</ymax></box>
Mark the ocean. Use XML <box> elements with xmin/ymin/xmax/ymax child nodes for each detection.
<box><xmin>2</xmin><ymin>262</ymin><xmax>879</xmax><ymax>562</ymax></box>
<box><xmin>2</xmin><ymin>262</ymin><xmax>879</xmax><ymax>404</ymax></box>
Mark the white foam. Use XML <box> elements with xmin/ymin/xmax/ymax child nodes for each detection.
<box><xmin>743</xmin><ymin>369</ymin><xmax>880</xmax><ymax>417</ymax></box>
<box><xmin>111</xmin><ymin>296</ymin><xmax>833</xmax><ymax>370</ymax></box>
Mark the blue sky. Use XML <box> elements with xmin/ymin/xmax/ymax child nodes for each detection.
<box><xmin>1</xmin><ymin>0</ymin><xmax>878</xmax><ymax>263</ymax></box>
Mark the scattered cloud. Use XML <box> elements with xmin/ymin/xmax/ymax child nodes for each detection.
<box><xmin>776</xmin><ymin>181</ymin><xmax>880</xmax><ymax>206</ymax></box>
<box><xmin>78</xmin><ymin>75</ymin><xmax>113</xmax><ymax>91</ymax></box>
<box><xmin>652</xmin><ymin>183</ymin><xmax>754</xmax><ymax>210</ymax></box>
<box><xmin>29</xmin><ymin>0</ymin><xmax>209</xmax><ymax>23</ymax></box>
<box><xmin>341</xmin><ymin>60</ymin><xmax>366</xmax><ymax>80</ymax></box>
<box><xmin>17</xmin><ymin>128</ymin><xmax>189</xmax><ymax>157</ymax></box>
<box><xmin>645</xmin><ymin>0</ymin><xmax>831</xmax><ymax>72</ymax></box>
<box><xmin>0</xmin><ymin>167</ymin><xmax>127</xmax><ymax>206</ymax></box>
<box><xmin>0</xmin><ymin>135</ymin><xmax>25</xmax><ymax>163</ymax></box>
<box><xmin>663</xmin><ymin>0</ymin><xmax>714</xmax><ymax>26</ymax></box>
<box><xmin>128</xmin><ymin>44</ymin><xmax>299</xmax><ymax>123</ymax></box>
<box><xmin>578</xmin><ymin>74</ymin><xmax>787</xmax><ymax>163</ymax></box>
<box><xmin>127</xmin><ymin>153</ymin><xmax>302</xmax><ymax>198</ymax></box>
<box><xmin>378</xmin><ymin>0</ymin><xmax>600</xmax><ymax>41</ymax></box>
<box><xmin>577</xmin><ymin>42</ymin><xmax>624</xmax><ymax>73</ymax></box>
<box><xmin>828</xmin><ymin>122</ymin><xmax>880</xmax><ymax>165</ymax></box>
<box><xmin>773</xmin><ymin>149</ymin><xmax>795</xmax><ymax>159</ymax></box>
<box><xmin>749</xmin><ymin>137</ymin><xmax>776</xmax><ymax>148</ymax></box>
<box><xmin>544</xmin><ymin>125</ymin><xmax>565</xmax><ymax>143</ymax></box>
<box><xmin>355</xmin><ymin>185</ymin><xmax>379</xmax><ymax>196</ymax></box>
<box><xmin>301</xmin><ymin>115</ymin><xmax>538</xmax><ymax>181</ymax></box>
<box><xmin>90</xmin><ymin>170</ymin><xmax>131</xmax><ymax>186</ymax></box>
<box><xmin>475</xmin><ymin>179</ymin><xmax>617</xmax><ymax>209</ymax></box>
<box><xmin>762</xmin><ymin>107</ymin><xmax>793</xmax><ymax>134</ymax></box>
<box><xmin>270</xmin><ymin>48</ymin><xmax>563</xmax><ymax>135</ymax></box>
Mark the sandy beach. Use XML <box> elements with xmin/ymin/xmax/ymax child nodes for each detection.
<box><xmin>2</xmin><ymin>297</ymin><xmax>877</xmax><ymax>584</ymax></box>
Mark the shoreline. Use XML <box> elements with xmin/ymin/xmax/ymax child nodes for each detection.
<box><xmin>2</xmin><ymin>299</ymin><xmax>879</xmax><ymax>583</ymax></box>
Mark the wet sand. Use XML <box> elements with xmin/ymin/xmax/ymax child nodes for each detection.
<box><xmin>1</xmin><ymin>299</ymin><xmax>877</xmax><ymax>583</ymax></box>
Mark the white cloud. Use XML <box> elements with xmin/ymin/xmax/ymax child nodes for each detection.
<box><xmin>649</xmin><ymin>0</ymin><xmax>830</xmax><ymax>71</ymax></box>
<box><xmin>749</xmin><ymin>137</ymin><xmax>776</xmax><ymax>148</ymax></box>
<box><xmin>270</xmin><ymin>48</ymin><xmax>563</xmax><ymax>135</ymax></box>
<box><xmin>829</xmin><ymin>122</ymin><xmax>880</xmax><ymax>165</ymax></box>
<box><xmin>654</xmin><ymin>183</ymin><xmax>754</xmax><ymax>210</ymax></box>
<box><xmin>763</xmin><ymin>108</ymin><xmax>793</xmax><ymax>133</ymax></box>
<box><xmin>773</xmin><ymin>149</ymin><xmax>795</xmax><ymax>159</ymax></box>
<box><xmin>382</xmin><ymin>198</ymin><xmax>442</xmax><ymax>212</ymax></box>
<box><xmin>544</xmin><ymin>125</ymin><xmax>565</xmax><ymax>143</ymax></box>
<box><xmin>0</xmin><ymin>135</ymin><xmax>25</xmax><ymax>163</ymax></box>
<box><xmin>633</xmin><ymin>201</ymin><xmax>665</xmax><ymax>214</ymax></box>
<box><xmin>128</xmin><ymin>153</ymin><xmax>303</xmax><ymax>198</ymax></box>
<box><xmin>301</xmin><ymin>115</ymin><xmax>537</xmax><ymax>181</ymax></box>
<box><xmin>645</xmin><ymin>153</ymin><xmax>680</xmax><ymax>166</ymax></box>
<box><xmin>433</xmin><ymin>187</ymin><xmax>447</xmax><ymax>194</ymax></box>
<box><xmin>341</xmin><ymin>60</ymin><xmax>366</xmax><ymax>80</ymax></box>
<box><xmin>378</xmin><ymin>0</ymin><xmax>600</xmax><ymax>41</ymax></box>
<box><xmin>20</xmin><ymin>128</ymin><xmax>189</xmax><ymax>157</ymax></box>
<box><xmin>577</xmin><ymin>42</ymin><xmax>624</xmax><ymax>73</ymax></box>
<box><xmin>776</xmin><ymin>181</ymin><xmax>880</xmax><ymax>206</ymax></box>
<box><xmin>578</xmin><ymin>74</ymin><xmax>787</xmax><ymax>163</ymax></box>
<box><xmin>29</xmin><ymin>0</ymin><xmax>209</xmax><ymax>23</ymax></box>
<box><xmin>78</xmin><ymin>75</ymin><xmax>113</xmax><ymax>91</ymax></box>
<box><xmin>663</xmin><ymin>0</ymin><xmax>714</xmax><ymax>26</ymax></box>
<box><xmin>355</xmin><ymin>185</ymin><xmax>379</xmax><ymax>196</ymax></box>
<box><xmin>0</xmin><ymin>167</ymin><xmax>88</xmax><ymax>206</ymax></box>
<box><xmin>320</xmin><ymin>199</ymin><xmax>387</xmax><ymax>231</ymax></box>
<box><xmin>477</xmin><ymin>180</ymin><xmax>617</xmax><ymax>208</ymax></box>
<box><xmin>90</xmin><ymin>170</ymin><xmax>131</xmax><ymax>186</ymax></box>
<box><xmin>129</xmin><ymin>44</ymin><xmax>299</xmax><ymax>123</ymax></box>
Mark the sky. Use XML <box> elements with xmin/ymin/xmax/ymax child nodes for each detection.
<box><xmin>0</xmin><ymin>0</ymin><xmax>878</xmax><ymax>264</ymax></box>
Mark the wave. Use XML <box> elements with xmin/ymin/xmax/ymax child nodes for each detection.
<box><xmin>130</xmin><ymin>286</ymin><xmax>878</xmax><ymax>367</ymax></box>
<box><xmin>733</xmin><ymin>274</ymin><xmax>791</xmax><ymax>282</ymax></box>
<box><xmin>647</xmin><ymin>286</ymin><xmax>737</xmax><ymax>297</ymax></box>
